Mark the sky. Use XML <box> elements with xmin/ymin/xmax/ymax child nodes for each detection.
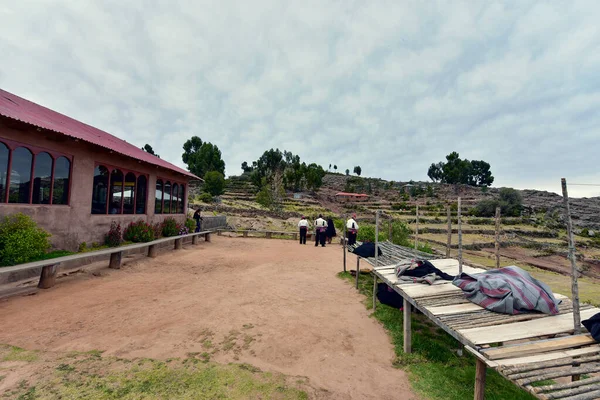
<box><xmin>1</xmin><ymin>0</ymin><xmax>599</xmax><ymax>197</ymax></box>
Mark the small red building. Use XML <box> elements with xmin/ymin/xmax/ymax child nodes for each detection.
<box><xmin>335</xmin><ymin>192</ymin><xmax>369</xmax><ymax>202</ymax></box>
<box><xmin>0</xmin><ymin>89</ymin><xmax>200</xmax><ymax>251</ymax></box>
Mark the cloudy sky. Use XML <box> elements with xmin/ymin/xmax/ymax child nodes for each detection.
<box><xmin>1</xmin><ymin>1</ymin><xmax>599</xmax><ymax>197</ymax></box>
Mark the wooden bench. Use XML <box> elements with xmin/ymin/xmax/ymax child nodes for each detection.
<box><xmin>217</xmin><ymin>229</ymin><xmax>305</xmax><ymax>241</ymax></box>
<box><xmin>0</xmin><ymin>230</ymin><xmax>214</xmax><ymax>291</ymax></box>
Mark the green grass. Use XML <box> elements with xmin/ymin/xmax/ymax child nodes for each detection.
<box><xmin>1</xmin><ymin>348</ymin><xmax>307</xmax><ymax>400</ymax></box>
<box><xmin>1</xmin><ymin>345</ymin><xmax>38</xmax><ymax>362</ymax></box>
<box><xmin>337</xmin><ymin>272</ymin><xmax>536</xmax><ymax>400</ymax></box>
<box><xmin>26</xmin><ymin>250</ymin><xmax>74</xmax><ymax>263</ymax></box>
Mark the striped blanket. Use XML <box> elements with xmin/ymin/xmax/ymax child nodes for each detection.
<box><xmin>452</xmin><ymin>266</ymin><xmax>561</xmax><ymax>315</ymax></box>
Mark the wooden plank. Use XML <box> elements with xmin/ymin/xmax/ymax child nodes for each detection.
<box><xmin>399</xmin><ymin>282</ymin><xmax>461</xmax><ymax>298</ymax></box>
<box><xmin>427</xmin><ymin>302</ymin><xmax>484</xmax><ymax>316</ymax></box>
<box><xmin>460</xmin><ymin>308</ymin><xmax>600</xmax><ymax>345</ymax></box>
<box><xmin>483</xmin><ymin>334</ymin><xmax>597</xmax><ymax>361</ymax></box>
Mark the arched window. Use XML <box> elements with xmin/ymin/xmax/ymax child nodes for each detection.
<box><xmin>32</xmin><ymin>152</ymin><xmax>53</xmax><ymax>204</ymax></box>
<box><xmin>0</xmin><ymin>142</ymin><xmax>8</xmax><ymax>202</ymax></box>
<box><xmin>91</xmin><ymin>165</ymin><xmax>109</xmax><ymax>214</ymax></box>
<box><xmin>8</xmin><ymin>147</ymin><xmax>33</xmax><ymax>203</ymax></box>
<box><xmin>136</xmin><ymin>175</ymin><xmax>147</xmax><ymax>214</ymax></box>
<box><xmin>179</xmin><ymin>184</ymin><xmax>185</xmax><ymax>213</ymax></box>
<box><xmin>109</xmin><ymin>169</ymin><xmax>123</xmax><ymax>214</ymax></box>
<box><xmin>172</xmin><ymin>184</ymin><xmax>179</xmax><ymax>215</ymax></box>
<box><xmin>155</xmin><ymin>179</ymin><xmax>163</xmax><ymax>214</ymax></box>
<box><xmin>53</xmin><ymin>157</ymin><xmax>70</xmax><ymax>205</ymax></box>
<box><xmin>123</xmin><ymin>172</ymin><xmax>136</xmax><ymax>214</ymax></box>
<box><xmin>164</xmin><ymin>181</ymin><xmax>172</xmax><ymax>213</ymax></box>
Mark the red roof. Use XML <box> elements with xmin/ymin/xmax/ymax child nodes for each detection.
<box><xmin>0</xmin><ymin>89</ymin><xmax>199</xmax><ymax>179</ymax></box>
<box><xmin>335</xmin><ymin>192</ymin><xmax>369</xmax><ymax>197</ymax></box>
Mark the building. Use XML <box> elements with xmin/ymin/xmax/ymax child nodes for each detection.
<box><xmin>0</xmin><ymin>89</ymin><xmax>200</xmax><ymax>251</ymax></box>
<box><xmin>334</xmin><ymin>192</ymin><xmax>369</xmax><ymax>202</ymax></box>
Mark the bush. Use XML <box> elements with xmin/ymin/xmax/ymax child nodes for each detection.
<box><xmin>123</xmin><ymin>220</ymin><xmax>155</xmax><ymax>243</ymax></box>
<box><xmin>179</xmin><ymin>226</ymin><xmax>189</xmax><ymax>236</ymax></box>
<box><xmin>162</xmin><ymin>217</ymin><xmax>179</xmax><ymax>237</ymax></box>
<box><xmin>0</xmin><ymin>213</ymin><xmax>51</xmax><ymax>266</ymax></box>
<box><xmin>185</xmin><ymin>218</ymin><xmax>196</xmax><ymax>232</ymax></box>
<box><xmin>203</xmin><ymin>171</ymin><xmax>226</xmax><ymax>196</ymax></box>
<box><xmin>152</xmin><ymin>223</ymin><xmax>163</xmax><ymax>239</ymax></box>
<box><xmin>198</xmin><ymin>192</ymin><xmax>213</xmax><ymax>203</ymax></box>
<box><xmin>105</xmin><ymin>221</ymin><xmax>122</xmax><ymax>247</ymax></box>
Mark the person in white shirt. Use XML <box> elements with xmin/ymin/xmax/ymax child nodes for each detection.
<box><xmin>314</xmin><ymin>214</ymin><xmax>328</xmax><ymax>247</ymax></box>
<box><xmin>298</xmin><ymin>216</ymin><xmax>309</xmax><ymax>245</ymax></box>
<box><xmin>346</xmin><ymin>214</ymin><xmax>359</xmax><ymax>245</ymax></box>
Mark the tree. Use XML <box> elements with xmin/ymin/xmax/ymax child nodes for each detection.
<box><xmin>203</xmin><ymin>171</ymin><xmax>225</xmax><ymax>197</ymax></box>
<box><xmin>473</xmin><ymin>188</ymin><xmax>522</xmax><ymax>217</ymax></box>
<box><xmin>241</xmin><ymin>161</ymin><xmax>254</xmax><ymax>173</ymax></box>
<box><xmin>345</xmin><ymin>169</ymin><xmax>350</xmax><ymax>176</ymax></box>
<box><xmin>334</xmin><ymin>165</ymin><xmax>337</xmax><ymax>172</ymax></box>
<box><xmin>353</xmin><ymin>166</ymin><xmax>362</xmax><ymax>176</ymax></box>
<box><xmin>142</xmin><ymin>144</ymin><xmax>160</xmax><ymax>158</ymax></box>
<box><xmin>182</xmin><ymin>136</ymin><xmax>225</xmax><ymax>178</ymax></box>
<box><xmin>427</xmin><ymin>152</ymin><xmax>494</xmax><ymax>187</ymax></box>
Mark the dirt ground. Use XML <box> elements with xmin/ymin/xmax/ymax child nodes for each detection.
<box><xmin>0</xmin><ymin>237</ymin><xmax>414</xmax><ymax>400</ymax></box>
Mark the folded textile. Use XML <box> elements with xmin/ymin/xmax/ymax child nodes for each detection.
<box><xmin>582</xmin><ymin>312</ymin><xmax>600</xmax><ymax>342</ymax></box>
<box><xmin>452</xmin><ymin>266</ymin><xmax>561</xmax><ymax>315</ymax></box>
<box><xmin>376</xmin><ymin>282</ymin><xmax>404</xmax><ymax>309</ymax></box>
<box><xmin>394</xmin><ymin>260</ymin><xmax>455</xmax><ymax>285</ymax></box>
<box><xmin>352</xmin><ymin>242</ymin><xmax>383</xmax><ymax>258</ymax></box>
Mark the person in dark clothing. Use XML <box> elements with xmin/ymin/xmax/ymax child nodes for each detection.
<box><xmin>298</xmin><ymin>216</ymin><xmax>309</xmax><ymax>245</ymax></box>
<box><xmin>326</xmin><ymin>217</ymin><xmax>337</xmax><ymax>244</ymax></box>
<box><xmin>193</xmin><ymin>208</ymin><xmax>203</xmax><ymax>232</ymax></box>
<box><xmin>346</xmin><ymin>214</ymin><xmax>359</xmax><ymax>245</ymax></box>
<box><xmin>314</xmin><ymin>214</ymin><xmax>327</xmax><ymax>247</ymax></box>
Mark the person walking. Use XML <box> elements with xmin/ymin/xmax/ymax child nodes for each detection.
<box><xmin>346</xmin><ymin>214</ymin><xmax>359</xmax><ymax>245</ymax></box>
<box><xmin>298</xmin><ymin>216</ymin><xmax>309</xmax><ymax>244</ymax></box>
<box><xmin>326</xmin><ymin>217</ymin><xmax>337</xmax><ymax>244</ymax></box>
<box><xmin>314</xmin><ymin>214</ymin><xmax>328</xmax><ymax>247</ymax></box>
<box><xmin>193</xmin><ymin>207</ymin><xmax>203</xmax><ymax>232</ymax></box>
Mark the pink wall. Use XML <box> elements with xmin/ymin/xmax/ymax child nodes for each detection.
<box><xmin>0</xmin><ymin>118</ymin><xmax>194</xmax><ymax>251</ymax></box>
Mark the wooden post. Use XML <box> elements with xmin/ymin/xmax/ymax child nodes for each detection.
<box><xmin>293</xmin><ymin>232</ymin><xmax>297</xmax><ymax>241</ymax></box>
<box><xmin>205</xmin><ymin>232</ymin><xmax>211</xmax><ymax>242</ymax></box>
<box><xmin>38</xmin><ymin>263</ymin><xmax>59</xmax><ymax>289</ymax></box>
<box><xmin>374</xmin><ymin>210</ymin><xmax>379</xmax><ymax>311</ymax></box>
<box><xmin>388</xmin><ymin>218</ymin><xmax>392</xmax><ymax>241</ymax></box>
<box><xmin>266</xmin><ymin>231</ymin><xmax>272</xmax><ymax>239</ymax></box>
<box><xmin>217</xmin><ymin>229</ymin><xmax>222</xmax><ymax>236</ymax></box>
<box><xmin>355</xmin><ymin>257</ymin><xmax>360</xmax><ymax>289</ymax></box>
<box><xmin>148</xmin><ymin>245</ymin><xmax>157</xmax><ymax>258</ymax></box>
<box><xmin>192</xmin><ymin>235</ymin><xmax>198</xmax><ymax>245</ymax></box>
<box><xmin>446</xmin><ymin>206</ymin><xmax>452</xmax><ymax>258</ymax></box>
<box><xmin>403</xmin><ymin>297</ymin><xmax>411</xmax><ymax>353</ymax></box>
<box><xmin>474</xmin><ymin>359</ymin><xmax>487</xmax><ymax>400</ymax></box>
<box><xmin>174</xmin><ymin>238</ymin><xmax>182</xmax><ymax>250</ymax></box>
<box><xmin>343</xmin><ymin>214</ymin><xmax>347</xmax><ymax>273</ymax></box>
<box><xmin>414</xmin><ymin>205</ymin><xmax>419</xmax><ymax>254</ymax></box>
<box><xmin>458</xmin><ymin>197</ymin><xmax>463</xmax><ymax>275</ymax></box>
<box><xmin>109</xmin><ymin>252</ymin><xmax>122</xmax><ymax>269</ymax></box>
<box><xmin>561</xmin><ymin>178</ymin><xmax>581</xmax><ymax>335</ymax></box>
<box><xmin>494</xmin><ymin>206</ymin><xmax>501</xmax><ymax>269</ymax></box>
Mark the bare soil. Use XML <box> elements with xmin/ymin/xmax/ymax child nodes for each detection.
<box><xmin>0</xmin><ymin>237</ymin><xmax>414</xmax><ymax>400</ymax></box>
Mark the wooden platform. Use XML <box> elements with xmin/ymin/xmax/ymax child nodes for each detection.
<box><xmin>356</xmin><ymin>242</ymin><xmax>600</xmax><ymax>400</ymax></box>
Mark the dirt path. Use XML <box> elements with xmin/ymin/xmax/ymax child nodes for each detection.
<box><xmin>0</xmin><ymin>237</ymin><xmax>414</xmax><ymax>400</ymax></box>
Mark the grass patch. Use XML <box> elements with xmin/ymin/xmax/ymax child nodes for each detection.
<box><xmin>337</xmin><ymin>272</ymin><xmax>536</xmax><ymax>400</ymax></box>
<box><xmin>1</xmin><ymin>345</ymin><xmax>38</xmax><ymax>362</ymax></box>
<box><xmin>27</xmin><ymin>250</ymin><xmax>74</xmax><ymax>263</ymax></box>
<box><xmin>3</xmin><ymin>350</ymin><xmax>307</xmax><ymax>399</ymax></box>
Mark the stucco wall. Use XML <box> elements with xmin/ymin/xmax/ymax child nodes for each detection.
<box><xmin>0</xmin><ymin>119</ymin><xmax>193</xmax><ymax>251</ymax></box>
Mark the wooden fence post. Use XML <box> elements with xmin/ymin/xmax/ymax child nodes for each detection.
<box><xmin>414</xmin><ymin>205</ymin><xmax>419</xmax><ymax>254</ymax></box>
<box><xmin>109</xmin><ymin>252</ymin><xmax>122</xmax><ymax>269</ymax></box>
<box><xmin>374</xmin><ymin>210</ymin><xmax>379</xmax><ymax>311</ymax></box>
<box><xmin>192</xmin><ymin>235</ymin><xmax>198</xmax><ymax>245</ymax></box>
<box><xmin>343</xmin><ymin>214</ymin><xmax>347</xmax><ymax>273</ymax></box>
<box><xmin>446</xmin><ymin>205</ymin><xmax>452</xmax><ymax>258</ymax></box>
<box><xmin>458</xmin><ymin>197</ymin><xmax>463</xmax><ymax>275</ymax></box>
<box><xmin>148</xmin><ymin>245</ymin><xmax>157</xmax><ymax>258</ymax></box>
<box><xmin>38</xmin><ymin>263</ymin><xmax>59</xmax><ymax>289</ymax></box>
<box><xmin>388</xmin><ymin>218</ymin><xmax>393</xmax><ymax>241</ymax></box>
<box><xmin>495</xmin><ymin>207</ymin><xmax>501</xmax><ymax>269</ymax></box>
<box><xmin>355</xmin><ymin>257</ymin><xmax>360</xmax><ymax>289</ymax></box>
<box><xmin>403</xmin><ymin>297</ymin><xmax>411</xmax><ymax>353</ymax></box>
<box><xmin>174</xmin><ymin>238</ymin><xmax>182</xmax><ymax>250</ymax></box>
<box><xmin>561</xmin><ymin>178</ymin><xmax>581</xmax><ymax>335</ymax></box>
<box><xmin>474</xmin><ymin>359</ymin><xmax>487</xmax><ymax>400</ymax></box>
<box><xmin>205</xmin><ymin>232</ymin><xmax>211</xmax><ymax>242</ymax></box>
<box><xmin>265</xmin><ymin>231</ymin><xmax>272</xmax><ymax>239</ymax></box>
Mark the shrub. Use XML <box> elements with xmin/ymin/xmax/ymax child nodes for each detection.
<box><xmin>123</xmin><ymin>220</ymin><xmax>155</xmax><ymax>243</ymax></box>
<box><xmin>179</xmin><ymin>225</ymin><xmax>189</xmax><ymax>236</ymax></box>
<box><xmin>78</xmin><ymin>242</ymin><xmax>87</xmax><ymax>252</ymax></box>
<box><xmin>199</xmin><ymin>193</ymin><xmax>213</xmax><ymax>203</ymax></box>
<box><xmin>152</xmin><ymin>223</ymin><xmax>163</xmax><ymax>239</ymax></box>
<box><xmin>105</xmin><ymin>221</ymin><xmax>122</xmax><ymax>247</ymax></box>
<box><xmin>185</xmin><ymin>218</ymin><xmax>196</xmax><ymax>232</ymax></box>
<box><xmin>0</xmin><ymin>213</ymin><xmax>51</xmax><ymax>266</ymax></box>
<box><xmin>162</xmin><ymin>217</ymin><xmax>179</xmax><ymax>237</ymax></box>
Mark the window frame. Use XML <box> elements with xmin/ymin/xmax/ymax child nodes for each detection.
<box><xmin>92</xmin><ymin>162</ymin><xmax>149</xmax><ymax>215</ymax></box>
<box><xmin>156</xmin><ymin>176</ymin><xmax>187</xmax><ymax>214</ymax></box>
<box><xmin>0</xmin><ymin>139</ymin><xmax>73</xmax><ymax>205</ymax></box>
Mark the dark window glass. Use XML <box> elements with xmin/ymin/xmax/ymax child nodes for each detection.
<box><xmin>172</xmin><ymin>184</ymin><xmax>179</xmax><ymax>215</ymax></box>
<box><xmin>0</xmin><ymin>142</ymin><xmax>8</xmax><ymax>202</ymax></box>
<box><xmin>91</xmin><ymin>165</ymin><xmax>109</xmax><ymax>214</ymax></box>
<box><xmin>123</xmin><ymin>172</ymin><xmax>136</xmax><ymax>214</ymax></box>
<box><xmin>109</xmin><ymin>169</ymin><xmax>123</xmax><ymax>214</ymax></box>
<box><xmin>32</xmin><ymin>152</ymin><xmax>53</xmax><ymax>204</ymax></box>
<box><xmin>8</xmin><ymin>147</ymin><xmax>32</xmax><ymax>203</ymax></box>
<box><xmin>164</xmin><ymin>181</ymin><xmax>172</xmax><ymax>213</ymax></box>
<box><xmin>155</xmin><ymin>179</ymin><xmax>163</xmax><ymax>214</ymax></box>
<box><xmin>136</xmin><ymin>175</ymin><xmax>147</xmax><ymax>214</ymax></box>
<box><xmin>53</xmin><ymin>157</ymin><xmax>70</xmax><ymax>205</ymax></box>
<box><xmin>179</xmin><ymin>184</ymin><xmax>185</xmax><ymax>213</ymax></box>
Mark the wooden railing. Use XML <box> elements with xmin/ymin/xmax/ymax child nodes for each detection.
<box><xmin>217</xmin><ymin>229</ymin><xmax>311</xmax><ymax>241</ymax></box>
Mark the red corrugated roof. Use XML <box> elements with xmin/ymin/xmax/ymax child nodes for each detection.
<box><xmin>0</xmin><ymin>89</ymin><xmax>199</xmax><ymax>179</ymax></box>
<box><xmin>335</xmin><ymin>192</ymin><xmax>369</xmax><ymax>197</ymax></box>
